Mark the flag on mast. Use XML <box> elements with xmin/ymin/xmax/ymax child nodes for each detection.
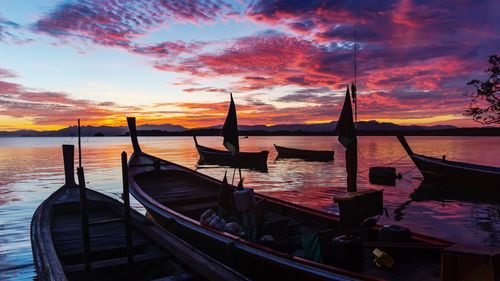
<box><xmin>336</xmin><ymin>86</ymin><xmax>356</xmax><ymax>149</ymax></box>
<box><xmin>221</xmin><ymin>93</ymin><xmax>240</xmax><ymax>154</ymax></box>
<box><xmin>335</xmin><ymin>86</ymin><xmax>357</xmax><ymax>192</ymax></box>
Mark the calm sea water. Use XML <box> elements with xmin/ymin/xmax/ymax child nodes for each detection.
<box><xmin>0</xmin><ymin>136</ymin><xmax>499</xmax><ymax>280</ymax></box>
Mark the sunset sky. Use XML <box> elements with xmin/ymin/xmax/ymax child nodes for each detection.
<box><xmin>0</xmin><ymin>0</ymin><xmax>499</xmax><ymax>131</ymax></box>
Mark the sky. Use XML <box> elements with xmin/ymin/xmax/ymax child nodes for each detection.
<box><xmin>0</xmin><ymin>0</ymin><xmax>499</xmax><ymax>131</ymax></box>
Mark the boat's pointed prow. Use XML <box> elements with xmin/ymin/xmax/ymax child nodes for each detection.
<box><xmin>193</xmin><ymin>135</ymin><xmax>199</xmax><ymax>146</ymax></box>
<box><xmin>127</xmin><ymin>117</ymin><xmax>142</xmax><ymax>154</ymax></box>
<box><xmin>397</xmin><ymin>135</ymin><xmax>414</xmax><ymax>156</ymax></box>
<box><xmin>62</xmin><ymin>144</ymin><xmax>77</xmax><ymax>187</ymax></box>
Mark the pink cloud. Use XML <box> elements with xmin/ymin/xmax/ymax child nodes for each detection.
<box><xmin>34</xmin><ymin>0</ymin><xmax>232</xmax><ymax>48</ymax></box>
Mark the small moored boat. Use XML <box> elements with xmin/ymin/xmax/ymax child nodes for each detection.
<box><xmin>194</xmin><ymin>136</ymin><xmax>268</xmax><ymax>171</ymax></box>
<box><xmin>194</xmin><ymin>93</ymin><xmax>269</xmax><ymax>171</ymax></box>
<box><xmin>397</xmin><ymin>135</ymin><xmax>500</xmax><ymax>189</ymax></box>
<box><xmin>31</xmin><ymin>144</ymin><xmax>248</xmax><ymax>281</ymax></box>
<box><xmin>274</xmin><ymin>144</ymin><xmax>334</xmax><ymax>161</ymax></box>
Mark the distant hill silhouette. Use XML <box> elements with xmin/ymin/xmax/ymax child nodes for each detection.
<box><xmin>236</xmin><ymin>121</ymin><xmax>457</xmax><ymax>132</ymax></box>
<box><xmin>0</xmin><ymin>120</ymin><xmax>498</xmax><ymax>137</ymax></box>
<box><xmin>0</xmin><ymin>123</ymin><xmax>186</xmax><ymax>137</ymax></box>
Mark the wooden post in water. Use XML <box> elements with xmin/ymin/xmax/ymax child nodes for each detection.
<box><xmin>78</xmin><ymin>119</ymin><xmax>82</xmax><ymax>168</ymax></box>
<box><xmin>62</xmin><ymin>145</ymin><xmax>77</xmax><ymax>187</ymax></box>
<box><xmin>77</xmin><ymin>119</ymin><xmax>91</xmax><ymax>281</ymax></box>
<box><xmin>121</xmin><ymin>151</ymin><xmax>134</xmax><ymax>279</ymax></box>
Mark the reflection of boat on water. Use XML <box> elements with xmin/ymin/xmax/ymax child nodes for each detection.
<box><xmin>31</xmin><ymin>144</ymin><xmax>246</xmax><ymax>281</ymax></box>
<box><xmin>410</xmin><ymin>181</ymin><xmax>500</xmax><ymax>204</ymax></box>
<box><xmin>274</xmin><ymin>144</ymin><xmax>334</xmax><ymax>162</ymax></box>
<box><xmin>393</xmin><ymin>181</ymin><xmax>500</xmax><ymax>249</ymax></box>
<box><xmin>393</xmin><ymin>181</ymin><xmax>500</xmax><ymax>223</ymax></box>
<box><xmin>194</xmin><ymin>136</ymin><xmax>268</xmax><ymax>171</ymax></box>
<box><xmin>397</xmin><ymin>135</ymin><xmax>500</xmax><ymax>189</ymax></box>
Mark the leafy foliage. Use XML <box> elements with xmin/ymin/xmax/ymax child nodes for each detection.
<box><xmin>465</xmin><ymin>55</ymin><xmax>499</xmax><ymax>124</ymax></box>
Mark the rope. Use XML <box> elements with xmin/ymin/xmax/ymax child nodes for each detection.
<box><xmin>400</xmin><ymin>166</ymin><xmax>418</xmax><ymax>176</ymax></box>
<box><xmin>358</xmin><ymin>154</ymin><xmax>408</xmax><ymax>174</ymax></box>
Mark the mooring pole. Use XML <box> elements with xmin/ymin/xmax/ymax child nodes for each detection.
<box><xmin>121</xmin><ymin>151</ymin><xmax>134</xmax><ymax>279</ymax></box>
<box><xmin>78</xmin><ymin>119</ymin><xmax>82</xmax><ymax>168</ymax></box>
<box><xmin>77</xmin><ymin>119</ymin><xmax>91</xmax><ymax>280</ymax></box>
<box><xmin>77</xmin><ymin>167</ymin><xmax>91</xmax><ymax>280</ymax></box>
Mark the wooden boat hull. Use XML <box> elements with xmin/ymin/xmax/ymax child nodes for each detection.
<box><xmin>126</xmin><ymin>118</ymin><xmax>498</xmax><ymax>281</ymax></box>
<box><xmin>274</xmin><ymin>145</ymin><xmax>334</xmax><ymax>161</ymax></box>
<box><xmin>31</xmin><ymin>146</ymin><xmax>247</xmax><ymax>281</ymax></box>
<box><xmin>410</xmin><ymin>154</ymin><xmax>500</xmax><ymax>187</ymax></box>
<box><xmin>397</xmin><ymin>136</ymin><xmax>500</xmax><ymax>189</ymax></box>
<box><xmin>195</xmin><ymin>143</ymin><xmax>269</xmax><ymax>172</ymax></box>
<box><xmin>31</xmin><ymin>185</ymin><xmax>247</xmax><ymax>281</ymax></box>
<box><xmin>128</xmin><ymin>152</ymin><xmax>452</xmax><ymax>281</ymax></box>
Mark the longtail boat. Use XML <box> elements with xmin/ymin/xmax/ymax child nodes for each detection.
<box><xmin>193</xmin><ymin>93</ymin><xmax>269</xmax><ymax>171</ymax></box>
<box><xmin>274</xmin><ymin>144</ymin><xmax>334</xmax><ymax>161</ymax></box>
<box><xmin>31</xmin><ymin>144</ymin><xmax>248</xmax><ymax>281</ymax></box>
<box><xmin>397</xmin><ymin>135</ymin><xmax>500</xmax><ymax>189</ymax></box>
<box><xmin>126</xmin><ymin>117</ymin><xmax>499</xmax><ymax>281</ymax></box>
<box><xmin>194</xmin><ymin>136</ymin><xmax>268</xmax><ymax>171</ymax></box>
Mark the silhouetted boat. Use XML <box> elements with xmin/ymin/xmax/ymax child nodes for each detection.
<box><xmin>193</xmin><ymin>93</ymin><xmax>269</xmax><ymax>171</ymax></box>
<box><xmin>274</xmin><ymin>144</ymin><xmax>334</xmax><ymax>161</ymax></box>
<box><xmin>31</xmin><ymin>145</ymin><xmax>247</xmax><ymax>281</ymax></box>
<box><xmin>194</xmin><ymin>136</ymin><xmax>269</xmax><ymax>171</ymax></box>
<box><xmin>397</xmin><ymin>135</ymin><xmax>500</xmax><ymax>188</ymax></box>
<box><xmin>125</xmin><ymin>117</ymin><xmax>498</xmax><ymax>281</ymax></box>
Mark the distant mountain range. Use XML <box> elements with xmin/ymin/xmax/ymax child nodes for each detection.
<box><xmin>0</xmin><ymin>123</ymin><xmax>186</xmax><ymax>137</ymax></box>
<box><xmin>0</xmin><ymin>120</ymin><xmax>466</xmax><ymax>137</ymax></box>
<box><xmin>236</xmin><ymin>121</ymin><xmax>457</xmax><ymax>132</ymax></box>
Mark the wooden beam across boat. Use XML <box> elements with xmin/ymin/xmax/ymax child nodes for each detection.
<box><xmin>30</xmin><ymin>144</ymin><xmax>248</xmax><ymax>281</ymax></box>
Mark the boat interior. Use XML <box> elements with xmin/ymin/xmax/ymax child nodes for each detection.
<box><xmin>49</xmin><ymin>189</ymin><xmax>205</xmax><ymax>281</ymax></box>
<box><xmin>134</xmin><ymin>165</ymin><xmax>444</xmax><ymax>281</ymax></box>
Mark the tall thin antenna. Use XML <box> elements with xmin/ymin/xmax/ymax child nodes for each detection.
<box><xmin>354</xmin><ymin>29</ymin><xmax>357</xmax><ymax>87</ymax></box>
<box><xmin>353</xmin><ymin>28</ymin><xmax>358</xmax><ymax>125</ymax></box>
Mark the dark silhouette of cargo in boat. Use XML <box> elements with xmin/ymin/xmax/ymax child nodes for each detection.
<box><xmin>274</xmin><ymin>144</ymin><xmax>334</xmax><ymax>161</ymax></box>
<box><xmin>194</xmin><ymin>136</ymin><xmax>268</xmax><ymax>171</ymax></box>
<box><xmin>31</xmin><ymin>144</ymin><xmax>247</xmax><ymax>281</ymax></box>
<box><xmin>123</xmin><ymin>117</ymin><xmax>500</xmax><ymax>281</ymax></box>
<box><xmin>397</xmin><ymin>135</ymin><xmax>500</xmax><ymax>188</ymax></box>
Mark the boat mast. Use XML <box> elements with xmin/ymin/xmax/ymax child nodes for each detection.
<box><xmin>354</xmin><ymin>28</ymin><xmax>358</xmax><ymax>126</ymax></box>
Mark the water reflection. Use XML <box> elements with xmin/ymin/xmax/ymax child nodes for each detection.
<box><xmin>0</xmin><ymin>136</ymin><xmax>499</xmax><ymax>280</ymax></box>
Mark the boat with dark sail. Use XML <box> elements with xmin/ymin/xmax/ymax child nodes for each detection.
<box><xmin>397</xmin><ymin>135</ymin><xmax>500</xmax><ymax>189</ymax></box>
<box><xmin>274</xmin><ymin>144</ymin><xmax>334</xmax><ymax>161</ymax></box>
<box><xmin>193</xmin><ymin>93</ymin><xmax>268</xmax><ymax>171</ymax></box>
<box><xmin>31</xmin><ymin>144</ymin><xmax>248</xmax><ymax>281</ymax></box>
<box><xmin>194</xmin><ymin>136</ymin><xmax>268</xmax><ymax>171</ymax></box>
<box><xmin>125</xmin><ymin>116</ymin><xmax>500</xmax><ymax>281</ymax></box>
